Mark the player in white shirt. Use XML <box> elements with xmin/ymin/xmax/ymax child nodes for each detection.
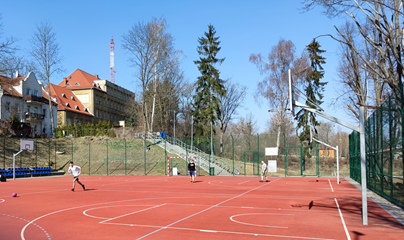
<box><xmin>260</xmin><ymin>160</ymin><xmax>269</xmax><ymax>182</ymax></box>
<box><xmin>68</xmin><ymin>162</ymin><xmax>85</xmax><ymax>191</ymax></box>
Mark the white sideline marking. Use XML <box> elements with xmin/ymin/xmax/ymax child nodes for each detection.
<box><xmin>334</xmin><ymin>198</ymin><xmax>351</xmax><ymax>240</ymax></box>
<box><xmin>328</xmin><ymin>179</ymin><xmax>334</xmax><ymax>192</ymax></box>
<box><xmin>136</xmin><ymin>178</ymin><xmax>282</xmax><ymax>240</ymax></box>
<box><xmin>200</xmin><ymin>230</ymin><xmax>217</xmax><ymax>233</ymax></box>
<box><xmin>238</xmin><ymin>180</ymin><xmax>250</xmax><ymax>185</ymax></box>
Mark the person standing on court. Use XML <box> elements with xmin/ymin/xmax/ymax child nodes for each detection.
<box><xmin>188</xmin><ymin>160</ymin><xmax>196</xmax><ymax>183</ymax></box>
<box><xmin>260</xmin><ymin>160</ymin><xmax>269</xmax><ymax>182</ymax></box>
<box><xmin>68</xmin><ymin>161</ymin><xmax>85</xmax><ymax>191</ymax></box>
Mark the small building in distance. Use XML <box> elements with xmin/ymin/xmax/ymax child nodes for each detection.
<box><xmin>319</xmin><ymin>148</ymin><xmax>335</xmax><ymax>158</ymax></box>
<box><xmin>57</xmin><ymin>69</ymin><xmax>134</xmax><ymax>126</ymax></box>
<box><xmin>0</xmin><ymin>72</ymin><xmax>58</xmax><ymax>137</ymax></box>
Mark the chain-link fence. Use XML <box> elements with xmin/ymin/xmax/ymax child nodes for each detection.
<box><xmin>350</xmin><ymin>92</ymin><xmax>404</xmax><ymax>208</ymax></box>
<box><xmin>0</xmin><ymin>137</ymin><xmax>188</xmax><ymax>176</ymax></box>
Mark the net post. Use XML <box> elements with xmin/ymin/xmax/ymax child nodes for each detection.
<box><xmin>165</xmin><ymin>140</ymin><xmax>167</xmax><ymax>176</ymax></box>
<box><xmin>54</xmin><ymin>140</ymin><xmax>57</xmax><ymax>170</ymax></box>
<box><xmin>35</xmin><ymin>139</ymin><xmax>37</xmax><ymax>168</ymax></box>
<box><xmin>48</xmin><ymin>139</ymin><xmax>50</xmax><ymax>168</ymax></box>
<box><xmin>336</xmin><ymin>145</ymin><xmax>339</xmax><ymax>184</ymax></box>
<box><xmin>167</xmin><ymin>157</ymin><xmax>170</xmax><ymax>177</ymax></box>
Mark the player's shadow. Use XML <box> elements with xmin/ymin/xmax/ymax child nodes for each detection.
<box><xmin>84</xmin><ymin>188</ymin><xmax>97</xmax><ymax>191</ymax></box>
<box><xmin>352</xmin><ymin>231</ymin><xmax>365</xmax><ymax>240</ymax></box>
<box><xmin>193</xmin><ymin>180</ymin><xmax>202</xmax><ymax>183</ymax></box>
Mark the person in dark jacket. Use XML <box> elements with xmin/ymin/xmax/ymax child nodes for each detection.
<box><xmin>188</xmin><ymin>160</ymin><xmax>196</xmax><ymax>183</ymax></box>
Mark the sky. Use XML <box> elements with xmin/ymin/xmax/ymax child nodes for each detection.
<box><xmin>1</xmin><ymin>0</ymin><xmax>354</xmax><ymax>134</ymax></box>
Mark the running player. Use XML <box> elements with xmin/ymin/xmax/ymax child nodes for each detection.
<box><xmin>68</xmin><ymin>161</ymin><xmax>85</xmax><ymax>191</ymax></box>
<box><xmin>188</xmin><ymin>160</ymin><xmax>196</xmax><ymax>183</ymax></box>
<box><xmin>260</xmin><ymin>160</ymin><xmax>269</xmax><ymax>182</ymax></box>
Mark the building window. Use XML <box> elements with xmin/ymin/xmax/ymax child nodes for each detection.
<box><xmin>74</xmin><ymin>82</ymin><xmax>80</xmax><ymax>86</ymax></box>
<box><xmin>34</xmin><ymin>125</ymin><xmax>37</xmax><ymax>133</ymax></box>
<box><xmin>95</xmin><ymin>110</ymin><xmax>98</xmax><ymax>118</ymax></box>
<box><xmin>95</xmin><ymin>96</ymin><xmax>97</xmax><ymax>102</ymax></box>
<box><xmin>34</xmin><ymin>107</ymin><xmax>37</xmax><ymax>113</ymax></box>
<box><xmin>66</xmin><ymin>83</ymin><xmax>71</xmax><ymax>86</ymax></box>
<box><xmin>33</xmin><ymin>90</ymin><xmax>38</xmax><ymax>96</ymax></box>
<box><xmin>26</xmin><ymin>89</ymin><xmax>30</xmax><ymax>95</ymax></box>
<box><xmin>27</xmin><ymin>106</ymin><xmax>30</xmax><ymax>113</ymax></box>
<box><xmin>43</xmin><ymin>108</ymin><xmax>46</xmax><ymax>116</ymax></box>
<box><xmin>5</xmin><ymin>102</ymin><xmax>10</xmax><ymax>111</ymax></box>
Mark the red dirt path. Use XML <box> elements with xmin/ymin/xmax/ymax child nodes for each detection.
<box><xmin>0</xmin><ymin>175</ymin><xmax>402</xmax><ymax>240</ymax></box>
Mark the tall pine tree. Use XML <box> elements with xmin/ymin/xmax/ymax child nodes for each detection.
<box><xmin>296</xmin><ymin>39</ymin><xmax>327</xmax><ymax>157</ymax></box>
<box><xmin>192</xmin><ymin>25</ymin><xmax>226</xmax><ymax>136</ymax></box>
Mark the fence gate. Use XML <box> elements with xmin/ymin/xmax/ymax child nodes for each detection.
<box><xmin>243</xmin><ymin>151</ymin><xmax>259</xmax><ymax>175</ymax></box>
<box><xmin>285</xmin><ymin>145</ymin><xmax>319</xmax><ymax>176</ymax></box>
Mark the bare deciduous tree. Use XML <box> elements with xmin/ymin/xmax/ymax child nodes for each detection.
<box><xmin>30</xmin><ymin>22</ymin><xmax>64</xmax><ymax>137</ymax></box>
<box><xmin>217</xmin><ymin>79</ymin><xmax>247</xmax><ymax>155</ymax></box>
<box><xmin>0</xmin><ymin>14</ymin><xmax>18</xmax><ymax>75</ymax></box>
<box><xmin>250</xmin><ymin>38</ymin><xmax>309</xmax><ymax>148</ymax></box>
<box><xmin>122</xmin><ymin>17</ymin><xmax>182</xmax><ymax>141</ymax></box>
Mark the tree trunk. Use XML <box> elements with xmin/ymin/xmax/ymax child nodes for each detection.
<box><xmin>276</xmin><ymin>125</ymin><xmax>281</xmax><ymax>148</ymax></box>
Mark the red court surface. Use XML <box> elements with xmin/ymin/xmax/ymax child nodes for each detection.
<box><xmin>0</xmin><ymin>175</ymin><xmax>403</xmax><ymax>240</ymax></box>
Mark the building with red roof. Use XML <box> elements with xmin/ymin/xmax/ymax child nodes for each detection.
<box><xmin>58</xmin><ymin>69</ymin><xmax>134</xmax><ymax>125</ymax></box>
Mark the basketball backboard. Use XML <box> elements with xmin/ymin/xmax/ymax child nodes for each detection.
<box><xmin>288</xmin><ymin>69</ymin><xmax>296</xmax><ymax>117</ymax></box>
<box><xmin>265</xmin><ymin>147</ymin><xmax>278</xmax><ymax>156</ymax></box>
<box><xmin>20</xmin><ymin>139</ymin><xmax>34</xmax><ymax>151</ymax></box>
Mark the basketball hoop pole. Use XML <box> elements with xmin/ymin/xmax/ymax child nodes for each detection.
<box><xmin>13</xmin><ymin>150</ymin><xmax>23</xmax><ymax>180</ymax></box>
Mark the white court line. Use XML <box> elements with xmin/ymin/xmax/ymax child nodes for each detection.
<box><xmin>334</xmin><ymin>198</ymin><xmax>351</xmax><ymax>240</ymax></box>
<box><xmin>83</xmin><ymin>204</ymin><xmax>157</xmax><ymax>219</ymax></box>
<box><xmin>101</xmin><ymin>178</ymin><xmax>165</xmax><ymax>186</ymax></box>
<box><xmin>20</xmin><ymin>196</ymin><xmax>213</xmax><ymax>240</ymax></box>
<box><xmin>230</xmin><ymin>213</ymin><xmax>292</xmax><ymax>228</ymax></box>
<box><xmin>105</xmin><ymin>222</ymin><xmax>338</xmax><ymax>240</ymax></box>
<box><xmin>238</xmin><ymin>180</ymin><xmax>250</xmax><ymax>185</ymax></box>
<box><xmin>328</xmin><ymin>179</ymin><xmax>334</xmax><ymax>192</ymax></box>
<box><xmin>100</xmin><ymin>204</ymin><xmax>166</xmax><ymax>224</ymax></box>
<box><xmin>136</xmin><ymin>178</ymin><xmax>282</xmax><ymax>240</ymax></box>
<box><xmin>0</xmin><ymin>199</ymin><xmax>5</xmax><ymax>203</ymax></box>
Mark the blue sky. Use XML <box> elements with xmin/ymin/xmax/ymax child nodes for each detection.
<box><xmin>1</xmin><ymin>0</ymin><xmax>353</xmax><ymax>133</ymax></box>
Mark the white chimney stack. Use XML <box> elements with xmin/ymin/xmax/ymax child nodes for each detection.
<box><xmin>15</xmin><ymin>71</ymin><xmax>19</xmax><ymax>78</ymax></box>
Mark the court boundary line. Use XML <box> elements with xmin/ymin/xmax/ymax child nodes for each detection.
<box><xmin>135</xmin><ymin>178</ymin><xmax>282</xmax><ymax>239</ymax></box>
<box><xmin>328</xmin><ymin>179</ymin><xmax>334</xmax><ymax>192</ymax></box>
<box><xmin>334</xmin><ymin>198</ymin><xmax>351</xmax><ymax>240</ymax></box>
<box><xmin>83</xmin><ymin>204</ymin><xmax>158</xmax><ymax>219</ymax></box>
<box><xmin>100</xmin><ymin>204</ymin><xmax>166</xmax><ymax>224</ymax></box>
<box><xmin>230</xmin><ymin>213</ymin><xmax>293</xmax><ymax>228</ymax></box>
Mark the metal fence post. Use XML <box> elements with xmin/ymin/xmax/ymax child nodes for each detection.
<box><xmin>232</xmin><ymin>135</ymin><xmax>234</xmax><ymax>176</ymax></box>
<box><xmin>48</xmin><ymin>139</ymin><xmax>51</xmax><ymax>167</ymax></box>
<box><xmin>144</xmin><ymin>138</ymin><xmax>146</xmax><ymax>175</ymax></box>
<box><xmin>35</xmin><ymin>139</ymin><xmax>37</xmax><ymax>168</ymax></box>
<box><xmin>257</xmin><ymin>133</ymin><xmax>260</xmax><ymax>175</ymax></box>
<box><xmin>20</xmin><ymin>151</ymin><xmax>22</xmax><ymax>168</ymax></box>
<box><xmin>165</xmin><ymin>139</ymin><xmax>167</xmax><ymax>176</ymax></box>
<box><xmin>88</xmin><ymin>143</ymin><xmax>91</xmax><ymax>175</ymax></box>
<box><xmin>125</xmin><ymin>139</ymin><xmax>127</xmax><ymax>175</ymax></box>
<box><xmin>71</xmin><ymin>143</ymin><xmax>73</xmax><ymax>163</ymax></box>
<box><xmin>106</xmin><ymin>139</ymin><xmax>109</xmax><ymax>175</ymax></box>
<box><xmin>3</xmin><ymin>137</ymin><xmax>5</xmax><ymax>168</ymax></box>
<box><xmin>54</xmin><ymin>140</ymin><xmax>57</xmax><ymax>169</ymax></box>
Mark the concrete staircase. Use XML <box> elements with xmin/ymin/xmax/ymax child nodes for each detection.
<box><xmin>144</xmin><ymin>133</ymin><xmax>240</xmax><ymax>176</ymax></box>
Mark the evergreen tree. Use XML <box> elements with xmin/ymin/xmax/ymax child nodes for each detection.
<box><xmin>296</xmin><ymin>39</ymin><xmax>327</xmax><ymax>158</ymax></box>
<box><xmin>192</xmin><ymin>25</ymin><xmax>226</xmax><ymax>136</ymax></box>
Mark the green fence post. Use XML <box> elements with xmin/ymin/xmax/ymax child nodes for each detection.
<box><xmin>71</xmin><ymin>143</ymin><xmax>73</xmax><ymax>163</ymax></box>
<box><xmin>106</xmin><ymin>139</ymin><xmax>109</xmax><ymax>175</ymax></box>
<box><xmin>125</xmin><ymin>139</ymin><xmax>127</xmax><ymax>175</ymax></box>
<box><xmin>185</xmin><ymin>139</ymin><xmax>188</xmax><ymax>170</ymax></box>
<box><xmin>165</xmin><ymin>139</ymin><xmax>167</xmax><ymax>176</ymax></box>
<box><xmin>48</xmin><ymin>139</ymin><xmax>51</xmax><ymax>167</ymax></box>
<box><xmin>88</xmin><ymin>143</ymin><xmax>91</xmax><ymax>175</ymax></box>
<box><xmin>316</xmin><ymin>143</ymin><xmax>319</xmax><ymax>176</ymax></box>
<box><xmin>257</xmin><ymin>133</ymin><xmax>260</xmax><ymax>175</ymax></box>
<box><xmin>144</xmin><ymin>138</ymin><xmax>146</xmax><ymax>175</ymax></box>
<box><xmin>35</xmin><ymin>139</ymin><xmax>37</xmax><ymax>168</ymax></box>
<box><xmin>20</xmin><ymin>151</ymin><xmax>22</xmax><ymax>168</ymax></box>
<box><xmin>285</xmin><ymin>146</ymin><xmax>288</xmax><ymax>177</ymax></box>
<box><xmin>300</xmin><ymin>146</ymin><xmax>303</xmax><ymax>176</ymax></box>
<box><xmin>389</xmin><ymin>96</ymin><xmax>393</xmax><ymax>200</ymax></box>
<box><xmin>3</xmin><ymin>137</ymin><xmax>5</xmax><ymax>168</ymax></box>
<box><xmin>54</xmin><ymin>140</ymin><xmax>57</xmax><ymax>169</ymax></box>
<box><xmin>209</xmin><ymin>138</ymin><xmax>211</xmax><ymax>173</ymax></box>
<box><xmin>232</xmin><ymin>135</ymin><xmax>234</xmax><ymax>176</ymax></box>
<box><xmin>244</xmin><ymin>152</ymin><xmax>246</xmax><ymax>176</ymax></box>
